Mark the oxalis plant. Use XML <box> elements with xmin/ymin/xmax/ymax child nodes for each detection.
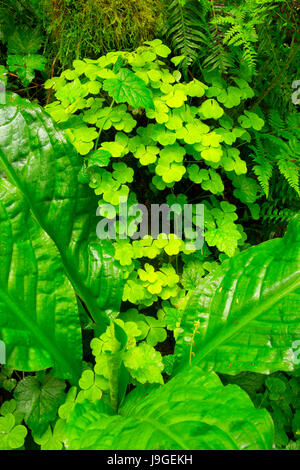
<box><xmin>0</xmin><ymin>39</ymin><xmax>299</xmax><ymax>450</ymax></box>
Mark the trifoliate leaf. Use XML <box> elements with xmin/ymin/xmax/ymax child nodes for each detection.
<box><xmin>221</xmin><ymin>148</ymin><xmax>247</xmax><ymax>175</ymax></box>
<box><xmin>238</xmin><ymin>111</ymin><xmax>264</xmax><ymax>131</ymax></box>
<box><xmin>232</xmin><ymin>175</ymin><xmax>260</xmax><ymax>204</ymax></box>
<box><xmin>0</xmin><ymin>414</ymin><xmax>27</xmax><ymax>450</ymax></box>
<box><xmin>113</xmin><ymin>240</ymin><xmax>135</xmax><ymax>266</ymax></box>
<box><xmin>112</xmin><ymin>162</ymin><xmax>134</xmax><ymax>184</ymax></box>
<box><xmin>199</xmin><ymin>99</ymin><xmax>224</xmax><ymax>119</ymax></box>
<box><xmin>165</xmin><ymin>89</ymin><xmax>187</xmax><ymax>108</ymax></box>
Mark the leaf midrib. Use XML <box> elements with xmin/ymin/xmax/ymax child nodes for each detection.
<box><xmin>0</xmin><ymin>141</ymin><xmax>108</xmax><ymax>327</ymax></box>
<box><xmin>193</xmin><ymin>271</ymin><xmax>300</xmax><ymax>367</ymax></box>
<box><xmin>0</xmin><ymin>284</ymin><xmax>78</xmax><ymax>382</ymax></box>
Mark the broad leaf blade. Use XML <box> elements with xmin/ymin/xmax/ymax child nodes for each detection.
<box><xmin>64</xmin><ymin>367</ymin><xmax>273</xmax><ymax>450</ymax></box>
<box><xmin>0</xmin><ymin>179</ymin><xmax>82</xmax><ymax>380</ymax></box>
<box><xmin>0</xmin><ymin>93</ymin><xmax>123</xmax><ymax>325</ymax></box>
<box><xmin>103</xmin><ymin>68</ymin><xmax>155</xmax><ymax>109</ymax></box>
<box><xmin>14</xmin><ymin>375</ymin><xmax>66</xmax><ymax>437</ymax></box>
<box><xmin>176</xmin><ymin>216</ymin><xmax>300</xmax><ymax>375</ymax></box>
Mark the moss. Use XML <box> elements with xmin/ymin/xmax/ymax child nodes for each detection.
<box><xmin>43</xmin><ymin>0</ymin><xmax>166</xmax><ymax>67</ymax></box>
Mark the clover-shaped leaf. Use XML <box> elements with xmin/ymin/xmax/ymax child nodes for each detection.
<box><xmin>176</xmin><ymin>121</ymin><xmax>210</xmax><ymax>144</ymax></box>
<box><xmin>135</xmin><ymin>145</ymin><xmax>160</xmax><ymax>165</ymax></box>
<box><xmin>188</xmin><ymin>164</ymin><xmax>207</xmax><ymax>184</ymax></box>
<box><xmin>112</xmin><ymin>162</ymin><xmax>134</xmax><ymax>184</ymax></box>
<box><xmin>186</xmin><ymin>79</ymin><xmax>207</xmax><ymax>97</ymax></box>
<box><xmin>221</xmin><ymin>148</ymin><xmax>247</xmax><ymax>175</ymax></box>
<box><xmin>138</xmin><ymin>263</ymin><xmax>158</xmax><ymax>283</ymax></box>
<box><xmin>114</xmin><ymin>239</ymin><xmax>135</xmax><ymax>266</ymax></box>
<box><xmin>233</xmin><ymin>78</ymin><xmax>254</xmax><ymax>100</ymax></box>
<box><xmin>101</xmin><ymin>141</ymin><xmax>127</xmax><ymax>158</ymax></box>
<box><xmin>33</xmin><ymin>420</ymin><xmax>66</xmax><ymax>450</ymax></box>
<box><xmin>217</xmin><ymin>86</ymin><xmax>242</xmax><ymax>108</ymax></box>
<box><xmin>200</xmin><ymin>169</ymin><xmax>224</xmax><ymax>194</ymax></box>
<box><xmin>58</xmin><ymin>387</ymin><xmax>77</xmax><ymax>421</ymax></box>
<box><xmin>201</xmin><ymin>132</ymin><xmax>223</xmax><ymax>148</ymax></box>
<box><xmin>152</xmin><ymin>125</ymin><xmax>177</xmax><ymax>146</ymax></box>
<box><xmin>0</xmin><ymin>368</ymin><xmax>17</xmax><ymax>392</ymax></box>
<box><xmin>159</xmin><ymin>144</ymin><xmax>186</xmax><ymax>163</ymax></box>
<box><xmin>154</xmin><ymin>234</ymin><xmax>184</xmax><ymax>256</ymax></box>
<box><xmin>199</xmin><ymin>99</ymin><xmax>224</xmax><ymax>119</ymax></box>
<box><xmin>152</xmin><ymin>175</ymin><xmax>174</xmax><ymax>191</ymax></box>
<box><xmin>165</xmin><ymin>89</ymin><xmax>187</xmax><ymax>108</ymax></box>
<box><xmin>144</xmin><ymin>39</ymin><xmax>171</xmax><ymax>58</ymax></box>
<box><xmin>201</xmin><ymin>147</ymin><xmax>223</xmax><ymax>162</ymax></box>
<box><xmin>144</xmin><ymin>316</ymin><xmax>167</xmax><ymax>346</ymax></box>
<box><xmin>156</xmin><ymin>160</ymin><xmax>186</xmax><ymax>183</ymax></box>
<box><xmin>159</xmin><ymin>264</ymin><xmax>180</xmax><ymax>287</ymax></box>
<box><xmin>238</xmin><ymin>111</ymin><xmax>264</xmax><ymax>130</ymax></box>
<box><xmin>0</xmin><ymin>414</ymin><xmax>27</xmax><ymax>450</ymax></box>
<box><xmin>77</xmin><ymin>369</ymin><xmax>105</xmax><ymax>403</ymax></box>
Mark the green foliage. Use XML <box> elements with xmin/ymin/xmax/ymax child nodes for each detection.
<box><xmin>166</xmin><ymin>0</ymin><xmax>210</xmax><ymax>69</ymax></box>
<box><xmin>14</xmin><ymin>375</ymin><xmax>66</xmax><ymax>437</ymax></box>
<box><xmin>0</xmin><ymin>0</ymin><xmax>299</xmax><ymax>449</ymax></box>
<box><xmin>165</xmin><ymin>0</ymin><xmax>299</xmax><ymax>112</ymax></box>
<box><xmin>63</xmin><ymin>366</ymin><xmax>273</xmax><ymax>450</ymax></box>
<box><xmin>0</xmin><ymin>1</ymin><xmax>46</xmax><ymax>87</ymax></box>
<box><xmin>250</xmin><ymin>111</ymin><xmax>300</xmax><ymax>198</ymax></box>
<box><xmin>43</xmin><ymin>0</ymin><xmax>166</xmax><ymax>68</ymax></box>
<box><xmin>175</xmin><ymin>216</ymin><xmax>300</xmax><ymax>375</ymax></box>
<box><xmin>0</xmin><ymin>413</ymin><xmax>27</xmax><ymax>450</ymax></box>
<box><xmin>0</xmin><ymin>93</ymin><xmax>123</xmax><ymax>380</ymax></box>
<box><xmin>222</xmin><ymin>371</ymin><xmax>300</xmax><ymax>449</ymax></box>
<box><xmin>261</xmin><ymin>373</ymin><xmax>300</xmax><ymax>448</ymax></box>
<box><xmin>44</xmin><ymin>41</ymin><xmax>267</xmax><ymax>318</ymax></box>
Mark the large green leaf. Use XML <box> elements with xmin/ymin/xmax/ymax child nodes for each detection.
<box><xmin>103</xmin><ymin>68</ymin><xmax>155</xmax><ymax>110</ymax></box>
<box><xmin>14</xmin><ymin>375</ymin><xmax>66</xmax><ymax>437</ymax></box>
<box><xmin>0</xmin><ymin>93</ymin><xmax>123</xmax><ymax>325</ymax></box>
<box><xmin>175</xmin><ymin>216</ymin><xmax>300</xmax><ymax>375</ymax></box>
<box><xmin>64</xmin><ymin>366</ymin><xmax>273</xmax><ymax>450</ymax></box>
<box><xmin>0</xmin><ymin>179</ymin><xmax>82</xmax><ymax>380</ymax></box>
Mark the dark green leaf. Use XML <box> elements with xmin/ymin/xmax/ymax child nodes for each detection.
<box><xmin>14</xmin><ymin>376</ymin><xmax>66</xmax><ymax>437</ymax></box>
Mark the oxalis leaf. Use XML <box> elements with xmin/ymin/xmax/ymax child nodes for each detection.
<box><xmin>175</xmin><ymin>216</ymin><xmax>300</xmax><ymax>375</ymax></box>
<box><xmin>63</xmin><ymin>366</ymin><xmax>273</xmax><ymax>450</ymax></box>
<box><xmin>0</xmin><ymin>94</ymin><xmax>123</xmax><ymax>376</ymax></box>
<box><xmin>103</xmin><ymin>68</ymin><xmax>155</xmax><ymax>110</ymax></box>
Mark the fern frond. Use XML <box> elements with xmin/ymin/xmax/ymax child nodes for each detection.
<box><xmin>202</xmin><ymin>39</ymin><xmax>234</xmax><ymax>72</ymax></box>
<box><xmin>268</xmin><ymin>109</ymin><xmax>285</xmax><ymax>134</ymax></box>
<box><xmin>260</xmin><ymin>203</ymin><xmax>297</xmax><ymax>225</ymax></box>
<box><xmin>166</xmin><ymin>0</ymin><xmax>210</xmax><ymax>67</ymax></box>
<box><xmin>249</xmin><ymin>136</ymin><xmax>273</xmax><ymax>197</ymax></box>
<box><xmin>277</xmin><ymin>158</ymin><xmax>300</xmax><ymax>196</ymax></box>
